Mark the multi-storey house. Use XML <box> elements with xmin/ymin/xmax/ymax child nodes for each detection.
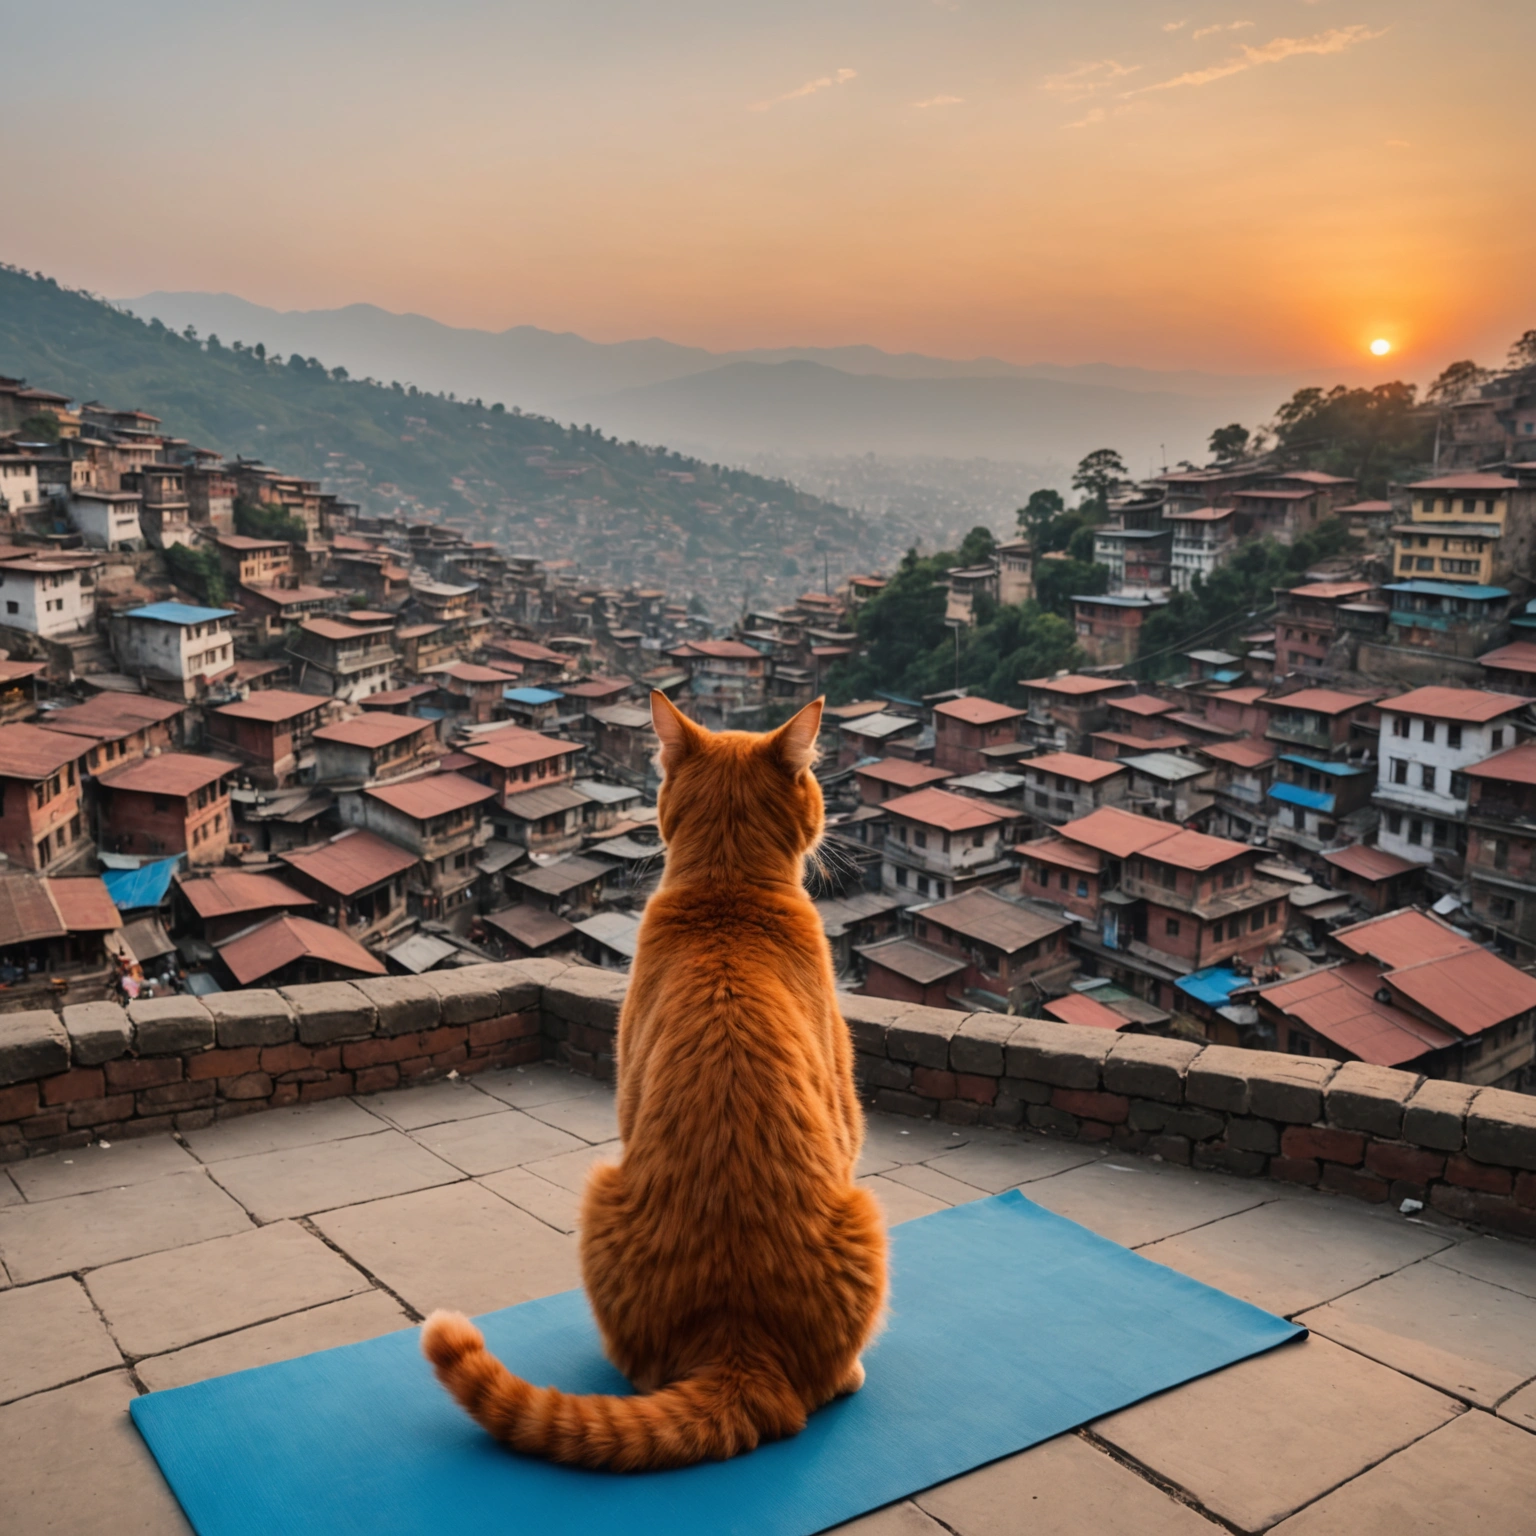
<box><xmin>1463</xmin><ymin>741</ymin><xmax>1536</xmax><ymax>962</ymax></box>
<box><xmin>931</xmin><ymin>697</ymin><xmax>1025</xmax><ymax>775</ymax></box>
<box><xmin>97</xmin><ymin>753</ymin><xmax>235</xmax><ymax>866</ymax></box>
<box><xmin>879</xmin><ymin>786</ymin><xmax>1020</xmax><ymax>904</ymax></box>
<box><xmin>0</xmin><ymin>724</ymin><xmax>93</xmax><ymax>872</ymax></box>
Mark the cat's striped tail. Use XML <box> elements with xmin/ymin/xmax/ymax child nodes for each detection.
<box><xmin>420</xmin><ymin>1311</ymin><xmax>807</xmax><ymax>1471</ymax></box>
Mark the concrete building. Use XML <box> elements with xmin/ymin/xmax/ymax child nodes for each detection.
<box><xmin>38</xmin><ymin>693</ymin><xmax>185</xmax><ymax>778</ymax></box>
<box><xmin>288</xmin><ymin>617</ymin><xmax>396</xmax><ymax>701</ymax></box>
<box><xmin>1020</xmin><ymin>675</ymin><xmax>1135</xmax><ymax>755</ymax></box>
<box><xmin>1166</xmin><ymin>507</ymin><xmax>1236</xmax><ymax>591</ymax></box>
<box><xmin>1019</xmin><ymin>752</ymin><xmax>1127</xmax><ymax>825</ymax></box>
<box><xmin>1464</xmin><ymin>741</ymin><xmax>1536</xmax><ymax>962</ymax></box>
<box><xmin>110</xmin><ymin>602</ymin><xmax>237</xmax><ymax>700</ymax></box>
<box><xmin>1272</xmin><ymin>582</ymin><xmax>1379</xmax><ymax>677</ymax></box>
<box><xmin>67</xmin><ymin>489</ymin><xmax>143</xmax><ymax>551</ymax></box>
<box><xmin>313</xmin><ymin>713</ymin><xmax>441</xmax><ymax>787</ymax></box>
<box><xmin>0</xmin><ymin>551</ymin><xmax>101</xmax><ymax>641</ymax></box>
<box><xmin>1264</xmin><ymin>688</ymin><xmax>1382</xmax><ymax>758</ymax></box>
<box><xmin>1071</xmin><ymin>594</ymin><xmax>1166</xmax><ymax>668</ymax></box>
<box><xmin>879</xmin><ymin>786</ymin><xmax>1021</xmax><ymax>904</ymax></box>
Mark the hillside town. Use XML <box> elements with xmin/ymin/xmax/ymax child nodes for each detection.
<box><xmin>0</xmin><ymin>367</ymin><xmax>1533</xmax><ymax>1106</ymax></box>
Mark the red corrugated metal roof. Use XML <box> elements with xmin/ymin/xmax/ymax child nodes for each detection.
<box><xmin>217</xmin><ymin>913</ymin><xmax>385</xmax><ymax>985</ymax></box>
<box><xmin>177</xmin><ymin>869</ymin><xmax>314</xmax><ymax>920</ymax></box>
<box><xmin>1265</xmin><ymin>688</ymin><xmax>1382</xmax><ymax>715</ymax></box>
<box><xmin>278</xmin><ymin>828</ymin><xmax>418</xmax><ymax>896</ymax></box>
<box><xmin>1024</xmin><ymin>751</ymin><xmax>1125</xmax><ymax>784</ymax></box>
<box><xmin>1322</xmin><ymin>844</ymin><xmax>1419</xmax><ymax>883</ymax></box>
<box><xmin>854</xmin><ymin>758</ymin><xmax>952</xmax><ymax>788</ymax></box>
<box><xmin>1334</xmin><ymin>909</ymin><xmax>1478</xmax><ymax>970</ymax></box>
<box><xmin>1021</xmin><ymin>675</ymin><xmax>1129</xmax><ymax>697</ymax></box>
<box><xmin>1044</xmin><ymin>993</ymin><xmax>1133</xmax><ymax>1030</ymax></box>
<box><xmin>1385</xmin><ymin>947</ymin><xmax>1536</xmax><ymax>1036</ymax></box>
<box><xmin>213</xmin><ymin>689</ymin><xmax>328</xmax><ymax>724</ymax></box>
<box><xmin>98</xmin><ymin>752</ymin><xmax>236</xmax><ymax>796</ymax></box>
<box><xmin>1377</xmin><ymin>687</ymin><xmax>1528</xmax><ymax>723</ymax></box>
<box><xmin>46</xmin><ymin>877</ymin><xmax>121</xmax><ymax>932</ymax></box>
<box><xmin>1467</xmin><ymin>742</ymin><xmax>1536</xmax><ymax>787</ymax></box>
<box><xmin>1110</xmin><ymin>695</ymin><xmax>1177</xmax><ymax>717</ymax></box>
<box><xmin>882</xmin><ymin>787</ymin><xmax>1010</xmax><ymax>832</ymax></box>
<box><xmin>1199</xmin><ymin>740</ymin><xmax>1277</xmax><ymax>768</ymax></box>
<box><xmin>39</xmin><ymin>693</ymin><xmax>185</xmax><ymax>742</ymax></box>
<box><xmin>465</xmin><ymin>728</ymin><xmax>577</xmax><ymax>771</ymax></box>
<box><xmin>313</xmin><ymin>714</ymin><xmax>433</xmax><ymax>748</ymax></box>
<box><xmin>1137</xmin><ymin>827</ymin><xmax>1248</xmax><ymax>871</ymax></box>
<box><xmin>934</xmin><ymin>696</ymin><xmax>1025</xmax><ymax>725</ymax></box>
<box><xmin>1057</xmin><ymin>806</ymin><xmax>1178</xmax><ymax>859</ymax></box>
<box><xmin>1260</xmin><ymin>961</ymin><xmax>1456</xmax><ymax>1067</ymax></box>
<box><xmin>0</xmin><ymin>722</ymin><xmax>93</xmax><ymax>780</ymax></box>
<box><xmin>1476</xmin><ymin>641</ymin><xmax>1536</xmax><ymax>677</ymax></box>
<box><xmin>1015</xmin><ymin>835</ymin><xmax>1101</xmax><ymax>873</ymax></box>
<box><xmin>364</xmin><ymin>771</ymin><xmax>494</xmax><ymax>820</ymax></box>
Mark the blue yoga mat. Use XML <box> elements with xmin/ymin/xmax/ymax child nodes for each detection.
<box><xmin>132</xmin><ymin>1191</ymin><xmax>1303</xmax><ymax>1535</ymax></box>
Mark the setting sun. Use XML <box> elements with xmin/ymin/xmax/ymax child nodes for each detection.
<box><xmin>1370</xmin><ymin>338</ymin><xmax>1392</xmax><ymax>356</ymax></box>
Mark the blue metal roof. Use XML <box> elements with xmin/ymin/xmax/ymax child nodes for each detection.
<box><xmin>1278</xmin><ymin>754</ymin><xmax>1364</xmax><ymax>777</ymax></box>
<box><xmin>1268</xmin><ymin>781</ymin><xmax>1335</xmax><ymax>812</ymax></box>
<box><xmin>502</xmin><ymin>687</ymin><xmax>564</xmax><ymax>705</ymax></box>
<box><xmin>101</xmin><ymin>855</ymin><xmax>181</xmax><ymax>911</ymax></box>
<box><xmin>1383</xmin><ymin>581</ymin><xmax>1509</xmax><ymax>602</ymax></box>
<box><xmin>1176</xmin><ymin>966</ymin><xmax>1250</xmax><ymax>1007</ymax></box>
<box><xmin>125</xmin><ymin>602</ymin><xmax>235</xmax><ymax>625</ymax></box>
<box><xmin>1212</xmin><ymin>669</ymin><xmax>1244</xmax><ymax>683</ymax></box>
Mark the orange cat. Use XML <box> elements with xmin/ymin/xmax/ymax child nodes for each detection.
<box><xmin>422</xmin><ymin>694</ymin><xmax>887</xmax><ymax>1471</ymax></box>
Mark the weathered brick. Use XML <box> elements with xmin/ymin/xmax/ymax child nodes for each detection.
<box><xmin>342</xmin><ymin>1035</ymin><xmax>418</xmax><ymax>1069</ymax></box>
<box><xmin>873</xmin><ymin>1088</ymin><xmax>931</xmax><ymax>1119</ymax></box>
<box><xmin>912</xmin><ymin>1066</ymin><xmax>957</xmax><ymax>1101</ymax></box>
<box><xmin>1320</xmin><ymin>1164</ymin><xmax>1391</xmax><ymax>1204</ymax></box>
<box><xmin>1446</xmin><ymin>1154</ymin><xmax>1513</xmax><ymax>1195</ymax></box>
<box><xmin>1026</xmin><ymin>1104</ymin><xmax>1080</xmax><ymax>1137</ymax></box>
<box><xmin>430</xmin><ymin>1044</ymin><xmax>469</xmax><ymax>1070</ymax></box>
<box><xmin>1128</xmin><ymin>1099</ymin><xmax>1171</xmax><ymax>1132</ymax></box>
<box><xmin>1269</xmin><ymin>1155</ymin><xmax>1320</xmax><ymax>1185</ymax></box>
<box><xmin>1430</xmin><ymin>1185</ymin><xmax>1536</xmax><ymax>1240</ymax></box>
<box><xmin>203</xmin><ymin>990</ymin><xmax>296</xmax><ymax>1048</ymax></box>
<box><xmin>22</xmin><ymin>1111</ymin><xmax>74</xmax><ymax>1141</ymax></box>
<box><xmin>0</xmin><ymin>1009</ymin><xmax>69</xmax><ymax>1086</ymax></box>
<box><xmin>104</xmin><ymin>1057</ymin><xmax>181</xmax><ymax>1091</ymax></box>
<box><xmin>69</xmin><ymin>1093</ymin><xmax>134</xmax><ymax>1128</ymax></box>
<box><xmin>300</xmin><ymin>1072</ymin><xmax>355</xmax><ymax>1102</ymax></box>
<box><xmin>1465</xmin><ymin>1087</ymin><xmax>1536</xmax><ymax>1172</ymax></box>
<box><xmin>61</xmin><ymin>1002</ymin><xmax>131</xmax><ymax>1066</ymax></box>
<box><xmin>1247</xmin><ymin>1055</ymin><xmax>1338</xmax><ymax>1124</ymax></box>
<box><xmin>354</xmin><ymin>1064</ymin><xmax>400</xmax><ymax>1094</ymax></box>
<box><xmin>1183</xmin><ymin>1044</ymin><xmax>1255</xmax><ymax>1114</ymax></box>
<box><xmin>1324</xmin><ymin>1062</ymin><xmax>1419</xmax><ymax>1139</ymax></box>
<box><xmin>540</xmin><ymin>969</ymin><xmax>627</xmax><ymax>1030</ymax></box>
<box><xmin>1103</xmin><ymin>1036</ymin><xmax>1203</xmax><ymax>1103</ymax></box>
<box><xmin>980</xmin><ymin>1095</ymin><xmax>1026</xmax><ymax>1129</ymax></box>
<box><xmin>0</xmin><ymin>1081</ymin><xmax>38</xmax><ymax>1122</ymax></box>
<box><xmin>888</xmin><ymin>1007</ymin><xmax>963</xmax><ymax>1070</ymax></box>
<box><xmin>954</xmin><ymin>1073</ymin><xmax>997</xmax><ymax>1105</ymax></box>
<box><xmin>220</xmin><ymin>1071</ymin><xmax>274</xmax><ymax>1101</ymax></box>
<box><xmin>1515</xmin><ymin>1171</ymin><xmax>1536</xmax><ymax>1209</ymax></box>
<box><xmin>126</xmin><ymin>996</ymin><xmax>214</xmax><ymax>1057</ymax></box>
<box><xmin>279</xmin><ymin>982</ymin><xmax>377</xmax><ymax>1044</ymax></box>
<box><xmin>1363</xmin><ymin>1143</ymin><xmax>1446</xmax><ymax>1185</ymax></box>
<box><xmin>137</xmin><ymin>1080</ymin><xmax>215</xmax><ymax>1111</ymax></box>
<box><xmin>175</xmin><ymin>1109</ymin><xmax>217</xmax><ymax>1133</ymax></box>
<box><xmin>567</xmin><ymin>1021</ymin><xmax>614</xmax><ymax>1056</ymax></box>
<box><xmin>1005</xmin><ymin>1018</ymin><xmax>1112</xmax><ymax>1089</ymax></box>
<box><xmin>421</xmin><ymin>969</ymin><xmax>502</xmax><ymax>1025</ymax></box>
<box><xmin>1192</xmin><ymin>1144</ymin><xmax>1267</xmax><ymax>1177</ymax></box>
<box><xmin>269</xmin><ymin>1082</ymin><xmax>300</xmax><ymax>1108</ymax></box>
<box><xmin>865</xmin><ymin>1057</ymin><xmax>913</xmax><ymax>1092</ymax></box>
<box><xmin>1401</xmin><ymin>1078</ymin><xmax>1476</xmax><ymax>1152</ymax></box>
<box><xmin>187</xmin><ymin>1046</ymin><xmax>262</xmax><ymax>1081</ymax></box>
<box><xmin>1051</xmin><ymin>1087</ymin><xmax>1129</xmax><ymax>1124</ymax></box>
<box><xmin>1226</xmin><ymin>1116</ymin><xmax>1280</xmax><ymax>1154</ymax></box>
<box><xmin>1280</xmin><ymin>1125</ymin><xmax>1366</xmax><ymax>1165</ymax></box>
<box><xmin>468</xmin><ymin>1011</ymin><xmax>540</xmax><ymax>1049</ymax></box>
<box><xmin>838</xmin><ymin>994</ymin><xmax>904</xmax><ymax>1056</ymax></box>
<box><xmin>41</xmin><ymin>1067</ymin><xmax>104</xmax><ymax>1106</ymax></box>
<box><xmin>1161</xmin><ymin>1107</ymin><xmax>1226</xmax><ymax>1143</ymax></box>
<box><xmin>949</xmin><ymin>1013</ymin><xmax>1014</xmax><ymax>1076</ymax></box>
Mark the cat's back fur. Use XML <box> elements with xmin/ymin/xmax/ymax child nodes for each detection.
<box><xmin>422</xmin><ymin>695</ymin><xmax>887</xmax><ymax>1470</ymax></box>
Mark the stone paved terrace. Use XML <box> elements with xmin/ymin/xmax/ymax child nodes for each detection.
<box><xmin>2</xmin><ymin>1063</ymin><xmax>1534</xmax><ymax>1534</ymax></box>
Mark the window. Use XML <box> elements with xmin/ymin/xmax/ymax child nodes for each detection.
<box><xmin>1391</xmin><ymin>716</ymin><xmax>1408</xmax><ymax>738</ymax></box>
<box><xmin>913</xmin><ymin>830</ymin><xmax>927</xmax><ymax>850</ymax></box>
<box><xmin>1165</xmin><ymin>918</ymin><xmax>1180</xmax><ymax>937</ymax></box>
<box><xmin>1420</xmin><ymin>719</ymin><xmax>1436</xmax><ymax>744</ymax></box>
<box><xmin>1420</xmin><ymin>764</ymin><xmax>1437</xmax><ymax>792</ymax></box>
<box><xmin>1222</xmin><ymin>868</ymin><xmax>1235</xmax><ymax>888</ymax></box>
<box><xmin>1447</xmin><ymin>725</ymin><xmax>1462</xmax><ymax>750</ymax></box>
<box><xmin>1076</xmin><ymin>879</ymin><xmax>1089</xmax><ymax>898</ymax></box>
<box><xmin>1034</xmin><ymin>791</ymin><xmax>1050</xmax><ymax>808</ymax></box>
<box><xmin>972</xmin><ymin>830</ymin><xmax>985</xmax><ymax>848</ymax></box>
<box><xmin>1450</xmin><ymin>772</ymin><xmax>1468</xmax><ymax>800</ymax></box>
<box><xmin>1385</xmin><ymin>811</ymin><xmax>1402</xmax><ymax>835</ymax></box>
<box><xmin>1391</xmin><ymin>759</ymin><xmax>1408</xmax><ymax>785</ymax></box>
<box><xmin>1267</xmin><ymin>903</ymin><xmax>1279</xmax><ymax>924</ymax></box>
<box><xmin>1288</xmin><ymin>1030</ymin><xmax>1312</xmax><ymax>1056</ymax></box>
<box><xmin>1433</xmin><ymin>819</ymin><xmax>1451</xmax><ymax>846</ymax></box>
<box><xmin>1492</xmin><ymin>729</ymin><xmax>1505</xmax><ymax>751</ymax></box>
<box><xmin>894</xmin><ymin>867</ymin><xmax>908</xmax><ymax>886</ymax></box>
<box><xmin>5</xmin><ymin>602</ymin><xmax>15</xmax><ymax>615</ymax></box>
<box><xmin>1058</xmin><ymin>869</ymin><xmax>1069</xmax><ymax>890</ymax></box>
<box><xmin>1409</xmin><ymin>819</ymin><xmax>1424</xmax><ymax>845</ymax></box>
<box><xmin>1211</xmin><ymin>920</ymin><xmax>1224</xmax><ymax>941</ymax></box>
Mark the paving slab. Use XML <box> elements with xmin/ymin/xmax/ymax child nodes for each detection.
<box><xmin>1270</xmin><ymin>1410</ymin><xmax>1536</xmax><ymax>1535</ymax></box>
<box><xmin>8</xmin><ymin>1136</ymin><xmax>202</xmax><ymax>1203</ymax></box>
<box><xmin>0</xmin><ymin>1277</ymin><xmax>122</xmax><ymax>1405</ymax></box>
<box><xmin>353</xmin><ymin>1079</ymin><xmax>505</xmax><ymax>1131</ymax></box>
<box><xmin>0</xmin><ymin>1171</ymin><xmax>251</xmax><ymax>1284</ymax></box>
<box><xmin>1093</xmin><ymin>1335</ymin><xmax>1460</xmax><ymax>1534</ymax></box>
<box><xmin>857</xmin><ymin>1173</ymin><xmax>950</xmax><ymax>1227</ymax></box>
<box><xmin>829</xmin><ymin>1501</ymin><xmax>947</xmax><ymax>1534</ymax></box>
<box><xmin>1428</xmin><ymin>1234</ymin><xmax>1536</xmax><ymax>1300</ymax></box>
<box><xmin>313</xmin><ymin>1179</ymin><xmax>580</xmax><ymax>1315</ymax></box>
<box><xmin>1298</xmin><ymin>1259</ymin><xmax>1536</xmax><ymax>1408</ymax></box>
<box><xmin>1135</xmin><ymin>1192</ymin><xmax>1454</xmax><ymax>1316</ymax></box>
<box><xmin>1023</xmin><ymin>1159</ymin><xmax>1276</xmax><ymax>1250</ymax></box>
<box><xmin>409</xmin><ymin>1109</ymin><xmax>587</xmax><ymax>1176</ymax></box>
<box><xmin>1496</xmin><ymin>1379</ymin><xmax>1536</xmax><ymax>1433</ymax></box>
<box><xmin>0</xmin><ymin>1169</ymin><xmax>18</xmax><ymax>1207</ymax></box>
<box><xmin>917</xmin><ymin>1432</ymin><xmax>1215</xmax><ymax>1535</ymax></box>
<box><xmin>473</xmin><ymin>1062</ymin><xmax>603</xmax><ymax>1110</ymax></box>
<box><xmin>0</xmin><ymin>1370</ymin><xmax>191</xmax><ymax>1535</ymax></box>
<box><xmin>523</xmin><ymin>1091</ymin><xmax>621</xmax><ymax>1145</ymax></box>
<box><xmin>209</xmin><ymin>1130</ymin><xmax>461</xmax><ymax>1222</ymax></box>
<box><xmin>860</xmin><ymin>1116</ymin><xmax>973</xmax><ymax>1166</ymax></box>
<box><xmin>921</xmin><ymin>1133</ymin><xmax>1105</xmax><ymax>1193</ymax></box>
<box><xmin>880</xmin><ymin>1161</ymin><xmax>989</xmax><ymax>1207</ymax></box>
<box><xmin>86</xmin><ymin>1219</ymin><xmax>370</xmax><ymax>1359</ymax></box>
<box><xmin>181</xmin><ymin>1097</ymin><xmax>386</xmax><ymax>1162</ymax></box>
<box><xmin>520</xmin><ymin>1138</ymin><xmax>622</xmax><ymax>1195</ymax></box>
<box><xmin>479</xmin><ymin>1166</ymin><xmax>583</xmax><ymax>1235</ymax></box>
<box><xmin>136</xmin><ymin>1290</ymin><xmax>412</xmax><ymax>1394</ymax></box>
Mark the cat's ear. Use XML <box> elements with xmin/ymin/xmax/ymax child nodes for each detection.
<box><xmin>767</xmin><ymin>698</ymin><xmax>823</xmax><ymax>775</ymax></box>
<box><xmin>650</xmin><ymin>690</ymin><xmax>701</xmax><ymax>772</ymax></box>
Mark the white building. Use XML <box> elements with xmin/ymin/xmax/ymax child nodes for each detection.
<box><xmin>68</xmin><ymin>489</ymin><xmax>143</xmax><ymax>551</ymax></box>
<box><xmin>1166</xmin><ymin>507</ymin><xmax>1237</xmax><ymax>592</ymax></box>
<box><xmin>109</xmin><ymin>601</ymin><xmax>237</xmax><ymax>698</ymax></box>
<box><xmin>1374</xmin><ymin>686</ymin><xmax>1530</xmax><ymax>869</ymax></box>
<box><xmin>0</xmin><ymin>553</ymin><xmax>101</xmax><ymax>639</ymax></box>
<box><xmin>0</xmin><ymin>455</ymin><xmax>40</xmax><ymax>515</ymax></box>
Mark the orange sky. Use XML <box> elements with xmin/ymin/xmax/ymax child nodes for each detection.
<box><xmin>2</xmin><ymin>1</ymin><xmax>1533</xmax><ymax>378</ymax></box>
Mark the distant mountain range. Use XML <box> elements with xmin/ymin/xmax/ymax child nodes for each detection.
<box><xmin>123</xmin><ymin>291</ymin><xmax>1314</xmax><ymax>469</ymax></box>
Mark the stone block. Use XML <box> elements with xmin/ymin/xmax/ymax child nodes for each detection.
<box><xmin>481</xmin><ymin>958</ymin><xmax>568</xmax><ymax>1014</ymax></box>
<box><xmin>1226</xmin><ymin>1116</ymin><xmax>1280</xmax><ymax>1154</ymax></box>
<box><xmin>0</xmin><ymin>1081</ymin><xmax>39</xmax><ymax>1122</ymax></box>
<box><xmin>541</xmin><ymin>968</ymin><xmax>628</xmax><ymax>1029</ymax></box>
<box><xmin>1192</xmin><ymin>1143</ymin><xmax>1267</xmax><ymax>1177</ymax></box>
<box><xmin>1161</xmin><ymin>1107</ymin><xmax>1226</xmax><ymax>1143</ymax></box>
<box><xmin>1145</xmin><ymin>1134</ymin><xmax>1191</xmax><ymax>1164</ymax></box>
<box><xmin>1183</xmin><ymin>1044</ymin><xmax>1255</xmax><ymax>1113</ymax></box>
<box><xmin>1465</xmin><ymin>1087</ymin><xmax>1536</xmax><ymax>1172</ymax></box>
<box><xmin>887</xmin><ymin>1006</ymin><xmax>963</xmax><ymax>1069</ymax></box>
<box><xmin>1446</xmin><ymin>1154</ymin><xmax>1514</xmax><ymax>1195</ymax></box>
<box><xmin>1103</xmin><ymin>1035</ymin><xmax>1203</xmax><ymax>1103</ymax></box>
<box><xmin>873</xmin><ymin>1088</ymin><xmax>931</xmax><ymax>1119</ymax></box>
<box><xmin>280</xmin><ymin>982</ymin><xmax>377</xmax><ymax>1044</ymax></box>
<box><xmin>1319</xmin><ymin>1163</ymin><xmax>1391</xmax><ymax>1203</ymax></box>
<box><xmin>1051</xmin><ymin>1087</ymin><xmax>1129</xmax><ymax>1124</ymax></box>
<box><xmin>1430</xmin><ymin>1184</ymin><xmax>1536</xmax><ymax>1240</ymax></box>
<box><xmin>1128</xmin><ymin>1099</ymin><xmax>1171</xmax><ymax>1132</ymax></box>
<box><xmin>0</xmin><ymin>1009</ymin><xmax>70</xmax><ymax>1085</ymax></box>
<box><xmin>1401</xmin><ymin>1078</ymin><xmax>1477</xmax><ymax>1152</ymax></box>
<box><xmin>1004</xmin><ymin>1017</ymin><xmax>1112</xmax><ymax>1089</ymax></box>
<box><xmin>1246</xmin><ymin>1054</ymin><xmax>1338</xmax><ymax>1124</ymax></box>
<box><xmin>126</xmin><ymin>997</ymin><xmax>214</xmax><ymax>1057</ymax></box>
<box><xmin>948</xmin><ymin>1013</ymin><xmax>1014</xmax><ymax>1076</ymax></box>
<box><xmin>203</xmin><ymin>990</ymin><xmax>296</xmax><ymax>1048</ymax></box>
<box><xmin>837</xmin><ymin>993</ymin><xmax>905</xmax><ymax>1056</ymax></box>
<box><xmin>104</xmin><ymin>1056</ymin><xmax>180</xmax><ymax>1091</ymax></box>
<box><xmin>1363</xmin><ymin>1142</ymin><xmax>1445</xmax><ymax>1185</ymax></box>
<box><xmin>1026</xmin><ymin>1104</ymin><xmax>1080</xmax><ymax>1136</ymax></box>
<box><xmin>954</xmin><ymin>1073</ymin><xmax>997</xmax><ymax>1105</ymax></box>
<box><xmin>1323</xmin><ymin>1061</ymin><xmax>1419</xmax><ymax>1138</ymax></box>
<box><xmin>352</xmin><ymin>976</ymin><xmax>441</xmax><ymax>1037</ymax></box>
<box><xmin>1280</xmin><ymin>1125</ymin><xmax>1366</xmax><ymax>1165</ymax></box>
<box><xmin>421</xmin><ymin>969</ymin><xmax>503</xmax><ymax>1025</ymax></box>
<box><xmin>866</xmin><ymin>1057</ymin><xmax>913</xmax><ymax>1091</ymax></box>
<box><xmin>911</xmin><ymin>1066</ymin><xmax>957</xmax><ymax>1100</ymax></box>
<box><xmin>60</xmin><ymin>1002</ymin><xmax>130</xmax><ymax>1066</ymax></box>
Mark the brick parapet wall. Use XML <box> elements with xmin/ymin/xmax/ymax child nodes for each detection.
<box><xmin>2</xmin><ymin>962</ymin><xmax>1534</xmax><ymax>1240</ymax></box>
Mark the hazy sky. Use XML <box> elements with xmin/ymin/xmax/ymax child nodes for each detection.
<box><xmin>3</xmin><ymin>1</ymin><xmax>1532</xmax><ymax>377</ymax></box>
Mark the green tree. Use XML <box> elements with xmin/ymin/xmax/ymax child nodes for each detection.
<box><xmin>16</xmin><ymin>413</ymin><xmax>60</xmax><ymax>442</ymax></box>
<box><xmin>1017</xmin><ymin>487</ymin><xmax>1064</xmax><ymax>540</ymax></box>
<box><xmin>164</xmin><ymin>544</ymin><xmax>228</xmax><ymax>606</ymax></box>
<box><xmin>1034</xmin><ymin>557</ymin><xmax>1108</xmax><ymax>616</ymax></box>
<box><xmin>1270</xmin><ymin>382</ymin><xmax>1431</xmax><ymax>496</ymax></box>
<box><xmin>1507</xmin><ymin>330</ymin><xmax>1536</xmax><ymax>371</ymax></box>
<box><xmin>1208</xmin><ymin>423</ymin><xmax>1250</xmax><ymax>463</ymax></box>
<box><xmin>234</xmin><ymin>498</ymin><xmax>308</xmax><ymax>544</ymax></box>
<box><xmin>1071</xmin><ymin>448</ymin><xmax>1128</xmax><ymax>515</ymax></box>
<box><xmin>954</xmin><ymin>525</ymin><xmax>996</xmax><ymax>567</ymax></box>
<box><xmin>1425</xmin><ymin>360</ymin><xmax>1488</xmax><ymax>405</ymax></box>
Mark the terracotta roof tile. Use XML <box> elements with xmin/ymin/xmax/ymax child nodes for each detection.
<box><xmin>882</xmin><ymin>787</ymin><xmax>1011</xmax><ymax>832</ymax></box>
<box><xmin>1376</xmin><ymin>687</ymin><xmax>1529</xmax><ymax>723</ymax></box>
<box><xmin>278</xmin><ymin>828</ymin><xmax>418</xmax><ymax>896</ymax></box>
<box><xmin>364</xmin><ymin>772</ymin><xmax>494</xmax><ymax>820</ymax></box>
<box><xmin>98</xmin><ymin>752</ymin><xmax>236</xmax><ymax>796</ymax></box>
